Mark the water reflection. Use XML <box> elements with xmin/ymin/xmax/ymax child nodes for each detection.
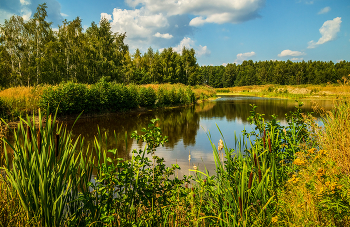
<box><xmin>57</xmin><ymin>96</ymin><xmax>333</xmax><ymax>176</ymax></box>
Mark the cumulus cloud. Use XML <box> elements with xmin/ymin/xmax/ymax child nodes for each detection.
<box><xmin>60</xmin><ymin>12</ymin><xmax>68</xmax><ymax>17</ymax></box>
<box><xmin>234</xmin><ymin>51</ymin><xmax>256</xmax><ymax>64</ymax></box>
<box><xmin>105</xmin><ymin>8</ymin><xmax>194</xmax><ymax>52</ymax></box>
<box><xmin>0</xmin><ymin>0</ymin><xmax>64</xmax><ymax>26</ymax></box>
<box><xmin>278</xmin><ymin>49</ymin><xmax>306</xmax><ymax>57</ymax></box>
<box><xmin>125</xmin><ymin>0</ymin><xmax>265</xmax><ymax>26</ymax></box>
<box><xmin>101</xmin><ymin>13</ymin><xmax>112</xmax><ymax>21</ymax></box>
<box><xmin>172</xmin><ymin>37</ymin><xmax>210</xmax><ymax>56</ymax></box>
<box><xmin>318</xmin><ymin>6</ymin><xmax>331</xmax><ymax>15</ymax></box>
<box><xmin>308</xmin><ymin>17</ymin><xmax>342</xmax><ymax>49</ymax></box>
<box><xmin>154</xmin><ymin>32</ymin><xmax>173</xmax><ymax>39</ymax></box>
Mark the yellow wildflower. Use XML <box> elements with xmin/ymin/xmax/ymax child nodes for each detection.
<box><xmin>318</xmin><ymin>150</ymin><xmax>327</xmax><ymax>156</ymax></box>
<box><xmin>271</xmin><ymin>216</ymin><xmax>278</xmax><ymax>223</ymax></box>
<box><xmin>316</xmin><ymin>168</ymin><xmax>325</xmax><ymax>179</ymax></box>
<box><xmin>308</xmin><ymin>148</ymin><xmax>316</xmax><ymax>153</ymax></box>
<box><xmin>293</xmin><ymin>158</ymin><xmax>306</xmax><ymax>165</ymax></box>
<box><xmin>288</xmin><ymin>174</ymin><xmax>299</xmax><ymax>184</ymax></box>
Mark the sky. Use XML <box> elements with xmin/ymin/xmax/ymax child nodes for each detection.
<box><xmin>1</xmin><ymin>0</ymin><xmax>349</xmax><ymax>66</ymax></box>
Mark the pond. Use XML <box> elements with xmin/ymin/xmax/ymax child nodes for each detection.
<box><xmin>60</xmin><ymin>95</ymin><xmax>334</xmax><ymax>177</ymax></box>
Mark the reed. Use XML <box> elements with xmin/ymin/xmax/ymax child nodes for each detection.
<box><xmin>1</xmin><ymin>108</ymin><xmax>93</xmax><ymax>226</ymax></box>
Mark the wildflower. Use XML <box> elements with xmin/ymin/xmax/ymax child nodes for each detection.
<box><xmin>308</xmin><ymin>148</ymin><xmax>316</xmax><ymax>153</ymax></box>
<box><xmin>193</xmin><ymin>165</ymin><xmax>197</xmax><ymax>170</ymax></box>
<box><xmin>283</xmin><ymin>128</ymin><xmax>287</xmax><ymax>136</ymax></box>
<box><xmin>272</xmin><ymin>216</ymin><xmax>278</xmax><ymax>223</ymax></box>
<box><xmin>288</xmin><ymin>174</ymin><xmax>299</xmax><ymax>184</ymax></box>
<box><xmin>318</xmin><ymin>150</ymin><xmax>327</xmax><ymax>156</ymax></box>
<box><xmin>293</xmin><ymin>158</ymin><xmax>306</xmax><ymax>165</ymax></box>
<box><xmin>316</xmin><ymin>168</ymin><xmax>325</xmax><ymax>179</ymax></box>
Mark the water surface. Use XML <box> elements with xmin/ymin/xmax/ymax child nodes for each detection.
<box><xmin>61</xmin><ymin>96</ymin><xmax>334</xmax><ymax>176</ymax></box>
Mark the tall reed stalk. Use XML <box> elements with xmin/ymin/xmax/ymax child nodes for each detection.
<box><xmin>1</xmin><ymin>108</ymin><xmax>93</xmax><ymax>227</ymax></box>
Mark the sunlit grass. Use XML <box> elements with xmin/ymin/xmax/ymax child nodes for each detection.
<box><xmin>216</xmin><ymin>84</ymin><xmax>350</xmax><ymax>100</ymax></box>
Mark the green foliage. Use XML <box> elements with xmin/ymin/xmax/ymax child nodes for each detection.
<box><xmin>0</xmin><ymin>98</ymin><xmax>10</xmax><ymax>120</ymax></box>
<box><xmin>2</xmin><ymin>3</ymin><xmax>350</xmax><ymax>88</ymax></box>
<box><xmin>40</xmin><ymin>81</ymin><xmax>196</xmax><ymax>115</ymax></box>
<box><xmin>75</xmin><ymin>119</ymin><xmax>190</xmax><ymax>226</ymax></box>
<box><xmin>1</xmin><ymin>108</ymin><xmax>93</xmax><ymax>226</ymax></box>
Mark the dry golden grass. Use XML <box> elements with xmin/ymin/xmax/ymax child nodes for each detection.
<box><xmin>277</xmin><ymin>99</ymin><xmax>350</xmax><ymax>226</ymax></box>
<box><xmin>0</xmin><ymin>176</ymin><xmax>36</xmax><ymax>227</ymax></box>
<box><xmin>0</xmin><ymin>86</ymin><xmax>45</xmax><ymax>116</ymax></box>
<box><xmin>143</xmin><ymin>83</ymin><xmax>216</xmax><ymax>100</ymax></box>
<box><xmin>216</xmin><ymin>84</ymin><xmax>350</xmax><ymax>99</ymax></box>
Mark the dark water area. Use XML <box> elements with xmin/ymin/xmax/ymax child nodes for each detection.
<box><xmin>55</xmin><ymin>95</ymin><xmax>334</xmax><ymax>177</ymax></box>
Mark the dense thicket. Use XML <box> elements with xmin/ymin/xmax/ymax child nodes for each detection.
<box><xmin>39</xmin><ymin>80</ymin><xmax>195</xmax><ymax>115</ymax></box>
<box><xmin>1</xmin><ymin>4</ymin><xmax>349</xmax><ymax>89</ymax></box>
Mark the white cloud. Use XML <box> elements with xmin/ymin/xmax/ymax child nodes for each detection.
<box><xmin>125</xmin><ymin>0</ymin><xmax>266</xmax><ymax>26</ymax></box>
<box><xmin>291</xmin><ymin>58</ymin><xmax>303</xmax><ymax>61</ymax></box>
<box><xmin>103</xmin><ymin>0</ymin><xmax>265</xmax><ymax>52</ymax></box>
<box><xmin>60</xmin><ymin>12</ymin><xmax>68</xmax><ymax>17</ymax></box>
<box><xmin>105</xmin><ymin>8</ymin><xmax>172</xmax><ymax>51</ymax></box>
<box><xmin>20</xmin><ymin>0</ymin><xmax>30</xmax><ymax>6</ymax></box>
<box><xmin>234</xmin><ymin>51</ymin><xmax>256</xmax><ymax>64</ymax></box>
<box><xmin>197</xmin><ymin>45</ymin><xmax>210</xmax><ymax>56</ymax></box>
<box><xmin>154</xmin><ymin>32</ymin><xmax>173</xmax><ymax>39</ymax></box>
<box><xmin>172</xmin><ymin>37</ymin><xmax>210</xmax><ymax>56</ymax></box>
<box><xmin>308</xmin><ymin>17</ymin><xmax>342</xmax><ymax>49</ymax></box>
<box><xmin>21</xmin><ymin>8</ymin><xmax>32</xmax><ymax>21</ymax></box>
<box><xmin>318</xmin><ymin>6</ymin><xmax>330</xmax><ymax>15</ymax></box>
<box><xmin>278</xmin><ymin>49</ymin><xmax>306</xmax><ymax>57</ymax></box>
<box><xmin>222</xmin><ymin>63</ymin><xmax>228</xmax><ymax>66</ymax></box>
<box><xmin>337</xmin><ymin>59</ymin><xmax>343</xmax><ymax>63</ymax></box>
<box><xmin>298</xmin><ymin>0</ymin><xmax>314</xmax><ymax>4</ymax></box>
<box><xmin>101</xmin><ymin>13</ymin><xmax>112</xmax><ymax>21</ymax></box>
<box><xmin>0</xmin><ymin>0</ymin><xmax>64</xmax><ymax>26</ymax></box>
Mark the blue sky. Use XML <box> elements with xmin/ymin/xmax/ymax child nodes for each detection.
<box><xmin>1</xmin><ymin>0</ymin><xmax>349</xmax><ymax>66</ymax></box>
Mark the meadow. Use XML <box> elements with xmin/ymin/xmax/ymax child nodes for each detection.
<box><xmin>0</xmin><ymin>97</ymin><xmax>349</xmax><ymax>226</ymax></box>
<box><xmin>216</xmin><ymin>83</ymin><xmax>350</xmax><ymax>100</ymax></box>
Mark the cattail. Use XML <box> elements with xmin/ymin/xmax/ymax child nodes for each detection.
<box><xmin>263</xmin><ymin>129</ymin><xmax>266</xmax><ymax>149</ymax></box>
<box><xmin>55</xmin><ymin>134</ymin><xmax>59</xmax><ymax>157</ymax></box>
<box><xmin>268</xmin><ymin>137</ymin><xmax>272</xmax><ymax>153</ymax></box>
<box><xmin>258</xmin><ymin>169</ymin><xmax>262</xmax><ymax>183</ymax></box>
<box><xmin>248</xmin><ymin>172</ymin><xmax>253</xmax><ymax>189</ymax></box>
<box><xmin>254</xmin><ymin>153</ymin><xmax>258</xmax><ymax>167</ymax></box>
<box><xmin>37</xmin><ymin>129</ymin><xmax>41</xmax><ymax>154</ymax></box>
<box><xmin>27</xmin><ymin>125</ymin><xmax>31</xmax><ymax>142</ymax></box>
<box><xmin>239</xmin><ymin>196</ymin><xmax>243</xmax><ymax>217</ymax></box>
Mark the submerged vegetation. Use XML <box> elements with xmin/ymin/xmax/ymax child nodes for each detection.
<box><xmin>1</xmin><ymin>99</ymin><xmax>349</xmax><ymax>226</ymax></box>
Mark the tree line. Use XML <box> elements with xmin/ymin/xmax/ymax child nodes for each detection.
<box><xmin>1</xmin><ymin>3</ymin><xmax>349</xmax><ymax>88</ymax></box>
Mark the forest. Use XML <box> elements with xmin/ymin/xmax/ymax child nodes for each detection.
<box><xmin>1</xmin><ymin>4</ymin><xmax>350</xmax><ymax>89</ymax></box>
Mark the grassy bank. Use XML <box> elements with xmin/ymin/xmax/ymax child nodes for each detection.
<box><xmin>216</xmin><ymin>84</ymin><xmax>350</xmax><ymax>100</ymax></box>
<box><xmin>0</xmin><ymin>82</ymin><xmax>216</xmax><ymax>121</ymax></box>
<box><xmin>1</xmin><ymin>99</ymin><xmax>349</xmax><ymax>226</ymax></box>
